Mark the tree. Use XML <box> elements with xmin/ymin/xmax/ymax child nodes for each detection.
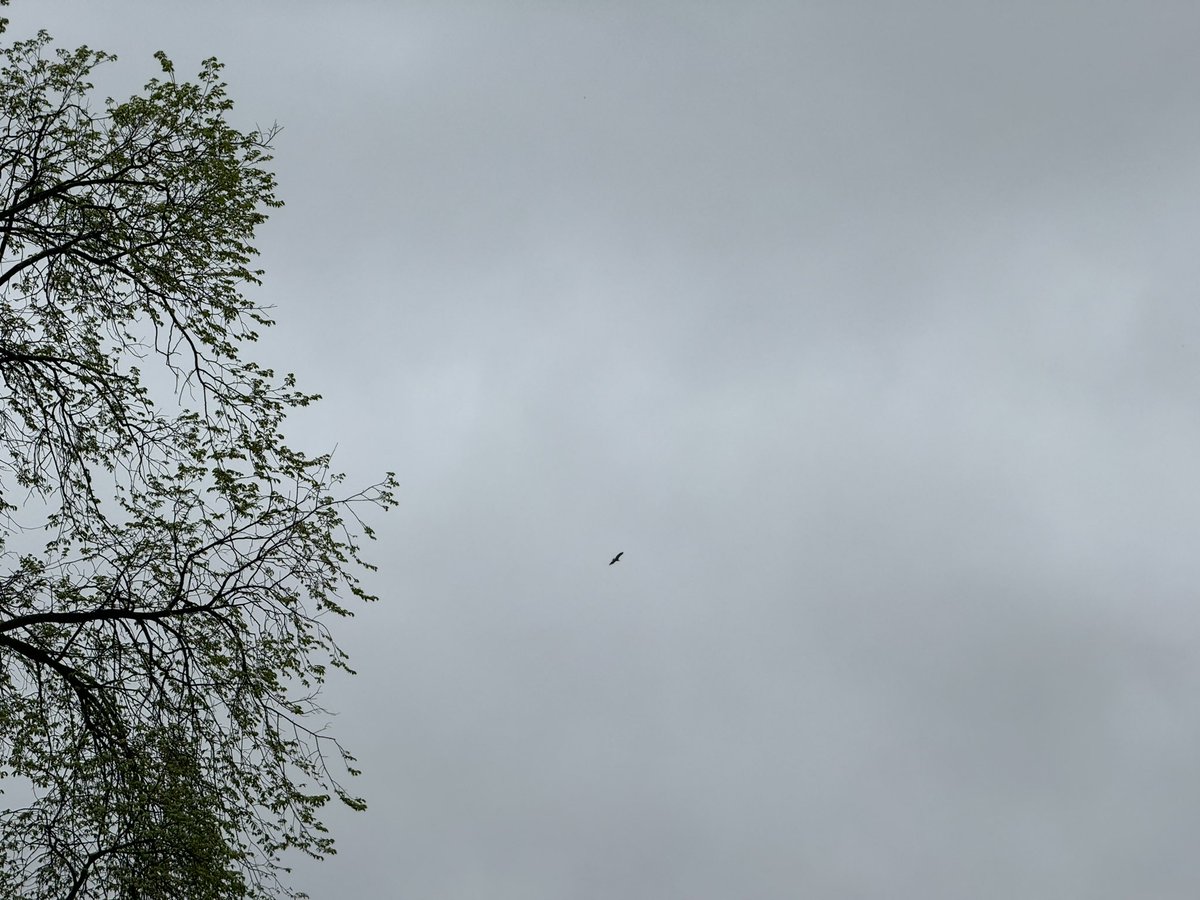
<box><xmin>0</xmin><ymin>5</ymin><xmax>397</xmax><ymax>896</ymax></box>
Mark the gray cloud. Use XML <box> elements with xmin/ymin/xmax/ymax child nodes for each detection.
<box><xmin>16</xmin><ymin>1</ymin><xmax>1200</xmax><ymax>897</ymax></box>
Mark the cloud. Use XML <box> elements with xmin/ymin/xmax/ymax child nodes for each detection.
<box><xmin>16</xmin><ymin>1</ymin><xmax>1200</xmax><ymax>896</ymax></box>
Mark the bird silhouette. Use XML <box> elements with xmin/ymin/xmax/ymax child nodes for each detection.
<box><xmin>609</xmin><ymin>552</ymin><xmax>623</xmax><ymax>565</ymax></box>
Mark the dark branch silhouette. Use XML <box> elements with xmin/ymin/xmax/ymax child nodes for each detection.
<box><xmin>0</xmin><ymin>22</ymin><xmax>397</xmax><ymax>899</ymax></box>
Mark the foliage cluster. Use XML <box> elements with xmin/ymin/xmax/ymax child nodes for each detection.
<box><xmin>0</xmin><ymin>6</ymin><xmax>396</xmax><ymax>896</ymax></box>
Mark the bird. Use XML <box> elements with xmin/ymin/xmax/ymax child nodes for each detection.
<box><xmin>609</xmin><ymin>552</ymin><xmax>623</xmax><ymax>565</ymax></box>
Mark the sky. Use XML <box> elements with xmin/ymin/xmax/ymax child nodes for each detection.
<box><xmin>12</xmin><ymin>1</ymin><xmax>1200</xmax><ymax>897</ymax></box>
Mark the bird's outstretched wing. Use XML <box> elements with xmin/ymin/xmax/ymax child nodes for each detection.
<box><xmin>609</xmin><ymin>552</ymin><xmax>623</xmax><ymax>565</ymax></box>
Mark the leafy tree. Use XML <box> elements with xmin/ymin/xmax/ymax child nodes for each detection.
<box><xmin>0</xmin><ymin>4</ymin><xmax>397</xmax><ymax>896</ymax></box>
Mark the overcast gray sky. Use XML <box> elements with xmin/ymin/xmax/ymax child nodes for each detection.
<box><xmin>16</xmin><ymin>2</ymin><xmax>1200</xmax><ymax>897</ymax></box>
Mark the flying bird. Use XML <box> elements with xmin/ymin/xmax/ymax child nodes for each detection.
<box><xmin>609</xmin><ymin>552</ymin><xmax>623</xmax><ymax>566</ymax></box>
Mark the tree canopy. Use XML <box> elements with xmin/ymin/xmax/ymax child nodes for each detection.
<box><xmin>0</xmin><ymin>6</ymin><xmax>397</xmax><ymax>896</ymax></box>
